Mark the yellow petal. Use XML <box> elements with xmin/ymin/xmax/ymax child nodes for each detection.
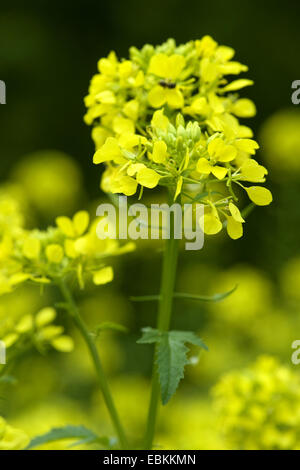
<box><xmin>246</xmin><ymin>186</ymin><xmax>273</xmax><ymax>206</ymax></box>
<box><xmin>95</xmin><ymin>90</ymin><xmax>116</xmax><ymax>104</ymax></box>
<box><xmin>97</xmin><ymin>52</ymin><xmax>118</xmax><ymax>75</ymax></box>
<box><xmin>123</xmin><ymin>99</ymin><xmax>139</xmax><ymax>120</ymax></box>
<box><xmin>118</xmin><ymin>176</ymin><xmax>138</xmax><ymax>196</ymax></box>
<box><xmin>127</xmin><ymin>163</ymin><xmax>145</xmax><ymax>176</ymax></box>
<box><xmin>165</xmin><ymin>54</ymin><xmax>186</xmax><ymax>80</ymax></box>
<box><xmin>51</xmin><ymin>336</ymin><xmax>74</xmax><ymax>352</ymax></box>
<box><xmin>235</xmin><ymin>139</ymin><xmax>259</xmax><ymax>155</ymax></box>
<box><xmin>208</xmin><ymin>138</ymin><xmax>237</xmax><ymax>162</ymax></box>
<box><xmin>136</xmin><ymin>167</ymin><xmax>161</xmax><ymax>188</ymax></box>
<box><xmin>218</xmin><ymin>144</ymin><xmax>237</xmax><ymax>162</ymax></box>
<box><xmin>195</xmin><ymin>35</ymin><xmax>218</xmax><ymax>57</ymax></box>
<box><xmin>119</xmin><ymin>60</ymin><xmax>133</xmax><ymax>78</ymax></box>
<box><xmin>196</xmin><ymin>157</ymin><xmax>212</xmax><ymax>174</ymax></box>
<box><xmin>229</xmin><ymin>202</ymin><xmax>245</xmax><ymax>222</ymax></box>
<box><xmin>207</xmin><ymin>138</ymin><xmax>223</xmax><ymax>157</ymax></box>
<box><xmin>152</xmin><ymin>141</ymin><xmax>168</xmax><ymax>163</ymax></box>
<box><xmin>219</xmin><ymin>61</ymin><xmax>248</xmax><ymax>75</ymax></box>
<box><xmin>134</xmin><ymin>70</ymin><xmax>144</xmax><ymax>87</ymax></box>
<box><xmin>215</xmin><ymin>45</ymin><xmax>235</xmax><ymax>61</ymax></box>
<box><xmin>226</xmin><ymin>216</ymin><xmax>243</xmax><ymax>239</ymax></box>
<box><xmin>232</xmin><ymin>98</ymin><xmax>256</xmax><ymax>117</ymax></box>
<box><xmin>56</xmin><ymin>216</ymin><xmax>75</xmax><ymax>237</ymax></box>
<box><xmin>222</xmin><ymin>79</ymin><xmax>254</xmax><ymax>92</ymax></box>
<box><xmin>93</xmin><ymin>137</ymin><xmax>122</xmax><ymax>164</ymax></box>
<box><xmin>241</xmin><ymin>159</ymin><xmax>267</xmax><ymax>182</ymax></box>
<box><xmin>15</xmin><ymin>315</ymin><xmax>33</xmax><ymax>333</ymax></box>
<box><xmin>73</xmin><ymin>211</ymin><xmax>89</xmax><ymax>236</ymax></box>
<box><xmin>189</xmin><ymin>97</ymin><xmax>209</xmax><ymax>115</ymax></box>
<box><xmin>3</xmin><ymin>333</ymin><xmax>19</xmax><ymax>348</ymax></box>
<box><xmin>151</xmin><ymin>109</ymin><xmax>169</xmax><ymax>130</ymax></box>
<box><xmin>64</xmin><ymin>239</ymin><xmax>78</xmax><ymax>259</ymax></box>
<box><xmin>148</xmin><ymin>53</ymin><xmax>169</xmax><ymax>77</ymax></box>
<box><xmin>211</xmin><ymin>165</ymin><xmax>228</xmax><ymax>180</ymax></box>
<box><xmin>45</xmin><ymin>244</ymin><xmax>64</xmax><ymax>263</ymax></box>
<box><xmin>23</xmin><ymin>238</ymin><xmax>41</xmax><ymax>260</ymax></box>
<box><xmin>113</xmin><ymin>116</ymin><xmax>135</xmax><ymax>135</ymax></box>
<box><xmin>166</xmin><ymin>88</ymin><xmax>184</xmax><ymax>109</ymax></box>
<box><xmin>199</xmin><ymin>213</ymin><xmax>222</xmax><ymax>235</ymax></box>
<box><xmin>148</xmin><ymin>85</ymin><xmax>166</xmax><ymax>108</ymax></box>
<box><xmin>40</xmin><ymin>325</ymin><xmax>64</xmax><ymax>340</ymax></box>
<box><xmin>93</xmin><ymin>266</ymin><xmax>114</xmax><ymax>285</ymax></box>
<box><xmin>36</xmin><ymin>307</ymin><xmax>56</xmax><ymax>328</ymax></box>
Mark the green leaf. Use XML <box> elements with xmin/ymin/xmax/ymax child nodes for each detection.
<box><xmin>131</xmin><ymin>286</ymin><xmax>236</xmax><ymax>304</ymax></box>
<box><xmin>138</xmin><ymin>328</ymin><xmax>208</xmax><ymax>405</ymax></box>
<box><xmin>137</xmin><ymin>327</ymin><xmax>160</xmax><ymax>344</ymax></box>
<box><xmin>26</xmin><ymin>425</ymin><xmax>107</xmax><ymax>450</ymax></box>
<box><xmin>93</xmin><ymin>322</ymin><xmax>128</xmax><ymax>336</ymax></box>
<box><xmin>168</xmin><ymin>331</ymin><xmax>208</xmax><ymax>350</ymax></box>
<box><xmin>173</xmin><ymin>285</ymin><xmax>237</xmax><ymax>302</ymax></box>
<box><xmin>157</xmin><ymin>332</ymin><xmax>189</xmax><ymax>405</ymax></box>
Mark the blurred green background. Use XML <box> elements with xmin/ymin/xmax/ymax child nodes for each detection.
<box><xmin>1</xmin><ymin>0</ymin><xmax>300</xmax><ymax>450</ymax></box>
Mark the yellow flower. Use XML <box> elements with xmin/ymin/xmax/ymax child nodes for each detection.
<box><xmin>56</xmin><ymin>211</ymin><xmax>90</xmax><ymax>238</ymax></box>
<box><xmin>213</xmin><ymin>356</ymin><xmax>300</xmax><ymax>450</ymax></box>
<box><xmin>148</xmin><ymin>54</ymin><xmax>186</xmax><ymax>109</ymax></box>
<box><xmin>85</xmin><ymin>38</ymin><xmax>272</xmax><ymax>240</ymax></box>
<box><xmin>196</xmin><ymin>137</ymin><xmax>237</xmax><ymax>180</ymax></box>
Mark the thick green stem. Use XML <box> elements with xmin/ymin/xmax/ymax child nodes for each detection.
<box><xmin>58</xmin><ymin>280</ymin><xmax>128</xmax><ymax>449</ymax></box>
<box><xmin>144</xmin><ymin>212</ymin><xmax>179</xmax><ymax>449</ymax></box>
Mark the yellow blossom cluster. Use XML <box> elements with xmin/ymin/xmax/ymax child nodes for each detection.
<box><xmin>0</xmin><ymin>307</ymin><xmax>74</xmax><ymax>354</ymax></box>
<box><xmin>0</xmin><ymin>201</ymin><xmax>134</xmax><ymax>295</ymax></box>
<box><xmin>85</xmin><ymin>36</ymin><xmax>272</xmax><ymax>239</ymax></box>
<box><xmin>213</xmin><ymin>356</ymin><xmax>300</xmax><ymax>450</ymax></box>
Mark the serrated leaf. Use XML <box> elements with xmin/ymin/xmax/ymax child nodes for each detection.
<box><xmin>26</xmin><ymin>425</ymin><xmax>104</xmax><ymax>449</ymax></box>
<box><xmin>137</xmin><ymin>327</ymin><xmax>161</xmax><ymax>344</ymax></box>
<box><xmin>138</xmin><ymin>328</ymin><xmax>208</xmax><ymax>405</ymax></box>
<box><xmin>157</xmin><ymin>332</ymin><xmax>190</xmax><ymax>405</ymax></box>
<box><xmin>168</xmin><ymin>331</ymin><xmax>208</xmax><ymax>350</ymax></box>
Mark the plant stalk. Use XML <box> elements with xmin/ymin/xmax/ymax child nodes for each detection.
<box><xmin>144</xmin><ymin>207</ymin><xmax>179</xmax><ymax>449</ymax></box>
<box><xmin>58</xmin><ymin>280</ymin><xmax>128</xmax><ymax>449</ymax></box>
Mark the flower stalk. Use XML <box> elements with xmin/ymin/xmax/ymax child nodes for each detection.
<box><xmin>58</xmin><ymin>280</ymin><xmax>128</xmax><ymax>449</ymax></box>
<box><xmin>144</xmin><ymin>192</ymin><xmax>180</xmax><ymax>449</ymax></box>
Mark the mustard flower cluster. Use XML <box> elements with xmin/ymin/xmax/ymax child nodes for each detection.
<box><xmin>0</xmin><ymin>200</ymin><xmax>134</xmax><ymax>295</ymax></box>
<box><xmin>1</xmin><ymin>307</ymin><xmax>74</xmax><ymax>353</ymax></box>
<box><xmin>85</xmin><ymin>36</ymin><xmax>272</xmax><ymax>239</ymax></box>
<box><xmin>213</xmin><ymin>356</ymin><xmax>300</xmax><ymax>450</ymax></box>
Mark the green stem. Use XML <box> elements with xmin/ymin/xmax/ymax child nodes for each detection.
<box><xmin>58</xmin><ymin>280</ymin><xmax>128</xmax><ymax>449</ymax></box>
<box><xmin>143</xmin><ymin>208</ymin><xmax>180</xmax><ymax>449</ymax></box>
